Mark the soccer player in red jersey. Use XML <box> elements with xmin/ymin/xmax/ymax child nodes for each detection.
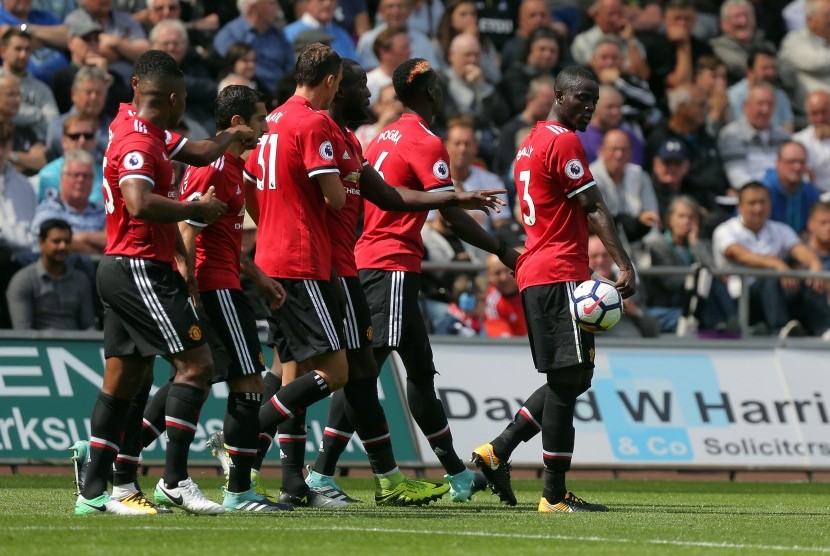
<box><xmin>475</xmin><ymin>66</ymin><xmax>636</xmax><ymax>513</ymax></box>
<box><xmin>239</xmin><ymin>43</ymin><xmax>355</xmax><ymax>508</ymax></box>
<box><xmin>75</xmin><ymin>50</ymin><xmax>228</xmax><ymax>516</ymax></box>
<box><xmin>292</xmin><ymin>59</ymin><xmax>507</xmax><ymax>505</ymax></box>
<box><xmin>354</xmin><ymin>58</ymin><xmax>520</xmax><ymax>503</ymax></box>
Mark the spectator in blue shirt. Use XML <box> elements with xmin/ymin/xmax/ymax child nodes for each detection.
<box><xmin>284</xmin><ymin>0</ymin><xmax>357</xmax><ymax>61</ymax></box>
<box><xmin>30</xmin><ymin>149</ymin><xmax>106</xmax><ymax>255</ymax></box>
<box><xmin>0</xmin><ymin>0</ymin><xmax>69</xmax><ymax>83</ymax></box>
<box><xmin>761</xmin><ymin>141</ymin><xmax>821</xmax><ymax>234</ymax></box>
<box><xmin>213</xmin><ymin>0</ymin><xmax>294</xmax><ymax>95</ymax></box>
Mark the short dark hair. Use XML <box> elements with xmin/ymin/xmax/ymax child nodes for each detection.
<box><xmin>214</xmin><ymin>85</ymin><xmax>265</xmax><ymax>130</ymax></box>
<box><xmin>695</xmin><ymin>55</ymin><xmax>725</xmax><ymax>75</ymax></box>
<box><xmin>392</xmin><ymin>57</ymin><xmax>435</xmax><ymax>104</ymax></box>
<box><xmin>522</xmin><ymin>26</ymin><xmax>561</xmax><ymax>64</ymax></box>
<box><xmin>738</xmin><ymin>180</ymin><xmax>770</xmax><ymax>201</ymax></box>
<box><xmin>134</xmin><ymin>49</ymin><xmax>183</xmax><ymax>82</ymax></box>
<box><xmin>294</xmin><ymin>43</ymin><xmax>341</xmax><ymax>87</ymax></box>
<box><xmin>747</xmin><ymin>44</ymin><xmax>777</xmax><ymax>69</ymax></box>
<box><xmin>446</xmin><ymin>114</ymin><xmax>476</xmax><ymax>135</ymax></box>
<box><xmin>39</xmin><ymin>219</ymin><xmax>72</xmax><ymax>241</ymax></box>
<box><xmin>809</xmin><ymin>199</ymin><xmax>830</xmax><ymax>218</ymax></box>
<box><xmin>554</xmin><ymin>65</ymin><xmax>596</xmax><ymax>94</ymax></box>
<box><xmin>1</xmin><ymin>26</ymin><xmax>31</xmax><ymax>47</ymax></box>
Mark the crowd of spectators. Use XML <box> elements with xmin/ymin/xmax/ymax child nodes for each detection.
<box><xmin>3</xmin><ymin>0</ymin><xmax>830</xmax><ymax>341</ymax></box>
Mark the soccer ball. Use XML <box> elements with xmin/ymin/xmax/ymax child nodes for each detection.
<box><xmin>569</xmin><ymin>279</ymin><xmax>623</xmax><ymax>332</ymax></box>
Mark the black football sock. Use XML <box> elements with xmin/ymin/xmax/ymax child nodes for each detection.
<box><xmin>278</xmin><ymin>413</ymin><xmax>308</xmax><ymax>495</ymax></box>
<box><xmin>225</xmin><ymin>392</ymin><xmax>262</xmax><ymax>493</ymax></box>
<box><xmin>343</xmin><ymin>377</ymin><xmax>397</xmax><ymax>476</ymax></box>
<box><xmin>259</xmin><ymin>372</ymin><xmax>331</xmax><ymax>432</ymax></box>
<box><xmin>312</xmin><ymin>388</ymin><xmax>353</xmax><ymax>476</ymax></box>
<box><xmin>252</xmin><ymin>374</ymin><xmax>282</xmax><ymax>470</ymax></box>
<box><xmin>163</xmin><ymin>383</ymin><xmax>205</xmax><ymax>487</ymax></box>
<box><xmin>112</xmin><ymin>382</ymin><xmax>151</xmax><ymax>487</ymax></box>
<box><xmin>541</xmin><ymin>382</ymin><xmax>579</xmax><ymax>503</ymax></box>
<box><xmin>141</xmin><ymin>380</ymin><xmax>172</xmax><ymax>448</ymax></box>
<box><xmin>406</xmin><ymin>375</ymin><xmax>466</xmax><ymax>475</ymax></box>
<box><xmin>491</xmin><ymin>384</ymin><xmax>545</xmax><ymax>460</ymax></box>
<box><xmin>81</xmin><ymin>392</ymin><xmax>129</xmax><ymax>499</ymax></box>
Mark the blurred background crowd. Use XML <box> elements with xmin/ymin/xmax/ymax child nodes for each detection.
<box><xmin>3</xmin><ymin>0</ymin><xmax>830</xmax><ymax>341</ymax></box>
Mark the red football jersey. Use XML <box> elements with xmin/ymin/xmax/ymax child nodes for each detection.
<box><xmin>355</xmin><ymin>113</ymin><xmax>454</xmax><ymax>273</ymax></box>
<box><xmin>326</xmin><ymin>121</ymin><xmax>367</xmax><ymax>278</ymax></box>
<box><xmin>102</xmin><ymin>107</ymin><xmax>179</xmax><ymax>262</ymax></box>
<box><xmin>180</xmin><ymin>153</ymin><xmax>246</xmax><ymax>291</ymax></box>
<box><xmin>513</xmin><ymin>120</ymin><xmax>596</xmax><ymax>290</ymax></box>
<box><xmin>243</xmin><ymin>96</ymin><xmax>340</xmax><ymax>280</ymax></box>
<box><xmin>483</xmin><ymin>285</ymin><xmax>527</xmax><ymax>337</ymax></box>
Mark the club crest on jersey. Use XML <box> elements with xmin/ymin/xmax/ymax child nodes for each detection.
<box><xmin>432</xmin><ymin>160</ymin><xmax>449</xmax><ymax>180</ymax></box>
<box><xmin>565</xmin><ymin>159</ymin><xmax>584</xmax><ymax>180</ymax></box>
<box><xmin>319</xmin><ymin>140</ymin><xmax>334</xmax><ymax>161</ymax></box>
<box><xmin>124</xmin><ymin>151</ymin><xmax>144</xmax><ymax>170</ymax></box>
<box><xmin>188</xmin><ymin>325</ymin><xmax>202</xmax><ymax>341</ymax></box>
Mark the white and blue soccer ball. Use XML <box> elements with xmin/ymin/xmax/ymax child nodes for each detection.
<box><xmin>569</xmin><ymin>279</ymin><xmax>623</xmax><ymax>332</ymax></box>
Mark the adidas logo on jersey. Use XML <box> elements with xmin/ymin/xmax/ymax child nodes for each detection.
<box><xmin>342</xmin><ymin>151</ymin><xmax>350</xmax><ymax>160</ymax></box>
<box><xmin>133</xmin><ymin>120</ymin><xmax>147</xmax><ymax>134</ymax></box>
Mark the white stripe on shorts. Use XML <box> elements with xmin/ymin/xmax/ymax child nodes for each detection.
<box><xmin>388</xmin><ymin>271</ymin><xmax>404</xmax><ymax>347</ymax></box>
<box><xmin>566</xmin><ymin>281</ymin><xmax>583</xmax><ymax>364</ymax></box>
<box><xmin>304</xmin><ymin>280</ymin><xmax>341</xmax><ymax>351</ymax></box>
<box><xmin>129</xmin><ymin>258</ymin><xmax>183</xmax><ymax>353</ymax></box>
<box><xmin>217</xmin><ymin>289</ymin><xmax>257</xmax><ymax>375</ymax></box>
<box><xmin>339</xmin><ymin>277</ymin><xmax>360</xmax><ymax>350</ymax></box>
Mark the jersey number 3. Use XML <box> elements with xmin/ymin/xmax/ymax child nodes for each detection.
<box><xmin>518</xmin><ymin>170</ymin><xmax>536</xmax><ymax>226</ymax></box>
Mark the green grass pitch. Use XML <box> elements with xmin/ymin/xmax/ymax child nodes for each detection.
<box><xmin>2</xmin><ymin>474</ymin><xmax>829</xmax><ymax>556</ymax></box>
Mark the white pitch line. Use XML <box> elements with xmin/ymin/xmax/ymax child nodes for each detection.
<box><xmin>8</xmin><ymin>524</ymin><xmax>830</xmax><ymax>553</ymax></box>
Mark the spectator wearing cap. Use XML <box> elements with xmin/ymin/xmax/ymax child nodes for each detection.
<box><xmin>761</xmin><ymin>141</ymin><xmax>822</xmax><ymax>234</ymax></box>
<box><xmin>357</xmin><ymin>0</ymin><xmax>441</xmax><ymax>71</ymax></box>
<box><xmin>5</xmin><ymin>218</ymin><xmax>95</xmax><ymax>330</ymax></box>
<box><xmin>51</xmin><ymin>19</ymin><xmax>130</xmax><ymax>116</ymax></box>
<box><xmin>0</xmin><ymin>72</ymin><xmax>46</xmax><ymax>175</ymax></box>
<box><xmin>718</xmin><ymin>82</ymin><xmax>791</xmax><ymax>190</ymax></box>
<box><xmin>591</xmin><ymin>129</ymin><xmax>660</xmax><ymax>245</ymax></box>
<box><xmin>284</xmin><ymin>0</ymin><xmax>357</xmax><ymax>60</ymax></box>
<box><xmin>65</xmin><ymin>0</ymin><xmax>151</xmax><ymax>86</ymax></box>
<box><xmin>35</xmin><ymin>113</ymin><xmax>103</xmax><ymax>204</ymax></box>
<box><xmin>30</xmin><ymin>149</ymin><xmax>105</xmax><ymax>255</ymax></box>
<box><xmin>727</xmin><ymin>45</ymin><xmax>794</xmax><ymax>133</ymax></box>
<box><xmin>793</xmin><ymin>90</ymin><xmax>830</xmax><ymax>194</ymax></box>
<box><xmin>646</xmin><ymin>84</ymin><xmax>730</xmax><ymax>214</ymax></box>
<box><xmin>0</xmin><ymin>27</ymin><xmax>59</xmax><ymax>143</ymax></box>
<box><xmin>0</xmin><ymin>0</ymin><xmax>69</xmax><ymax>83</ymax></box>
<box><xmin>366</xmin><ymin>26</ymin><xmax>410</xmax><ymax>106</ymax></box>
<box><xmin>651</xmin><ymin>138</ymin><xmax>691</xmax><ymax>219</ymax></box>
<box><xmin>577</xmin><ymin>85</ymin><xmax>645</xmax><ymax>166</ymax></box>
<box><xmin>214</xmin><ymin>0</ymin><xmax>293</xmax><ymax>95</ymax></box>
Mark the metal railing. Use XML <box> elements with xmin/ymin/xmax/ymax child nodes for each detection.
<box><xmin>421</xmin><ymin>261</ymin><xmax>830</xmax><ymax>337</ymax></box>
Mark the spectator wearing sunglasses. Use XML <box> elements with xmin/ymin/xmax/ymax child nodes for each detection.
<box><xmin>35</xmin><ymin>113</ymin><xmax>103</xmax><ymax>204</ymax></box>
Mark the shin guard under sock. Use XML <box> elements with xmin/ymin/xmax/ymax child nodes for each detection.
<box><xmin>225</xmin><ymin>392</ymin><xmax>262</xmax><ymax>493</ymax></box>
<box><xmin>163</xmin><ymin>383</ymin><xmax>206</xmax><ymax>487</ymax></box>
<box><xmin>81</xmin><ymin>392</ymin><xmax>129</xmax><ymax>499</ymax></box>
<box><xmin>312</xmin><ymin>388</ymin><xmax>353</xmax><ymax>476</ymax></box>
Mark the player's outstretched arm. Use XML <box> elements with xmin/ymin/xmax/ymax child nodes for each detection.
<box><xmin>173</xmin><ymin>125</ymin><xmax>257</xmax><ymax>167</ymax></box>
<box><xmin>360</xmin><ymin>166</ymin><xmax>507</xmax><ymax>213</ymax></box>
<box><xmin>122</xmin><ymin>181</ymin><xmax>227</xmax><ymax>224</ymax></box>
<box><xmin>578</xmin><ymin>186</ymin><xmax>636</xmax><ymax>298</ymax></box>
<box><xmin>438</xmin><ymin>206</ymin><xmax>520</xmax><ymax>270</ymax></box>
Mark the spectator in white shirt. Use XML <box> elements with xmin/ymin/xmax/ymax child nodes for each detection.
<box><xmin>793</xmin><ymin>89</ymin><xmax>830</xmax><ymax>194</ymax></box>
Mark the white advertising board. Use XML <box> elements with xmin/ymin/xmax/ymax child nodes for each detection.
<box><xmin>391</xmin><ymin>341</ymin><xmax>830</xmax><ymax>469</ymax></box>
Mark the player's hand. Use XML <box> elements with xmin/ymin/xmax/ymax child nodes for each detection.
<box><xmin>256</xmin><ymin>274</ymin><xmax>287</xmax><ymax>309</ymax></box>
<box><xmin>614</xmin><ymin>265</ymin><xmax>637</xmax><ymax>299</ymax></box>
<box><xmin>195</xmin><ymin>186</ymin><xmax>227</xmax><ymax>224</ymax></box>
<box><xmin>227</xmin><ymin>124</ymin><xmax>258</xmax><ymax>149</ymax></box>
<box><xmin>638</xmin><ymin>210</ymin><xmax>660</xmax><ymax>228</ymax></box>
<box><xmin>455</xmin><ymin>189</ymin><xmax>506</xmax><ymax>213</ymax></box>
